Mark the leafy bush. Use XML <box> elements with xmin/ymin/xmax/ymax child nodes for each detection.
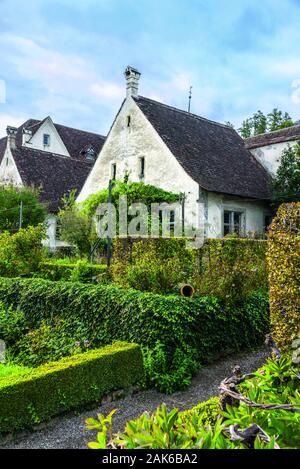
<box><xmin>0</xmin><ymin>364</ymin><xmax>32</xmax><ymax>380</ymax></box>
<box><xmin>112</xmin><ymin>238</ymin><xmax>196</xmax><ymax>293</ymax></box>
<box><xmin>0</xmin><ymin>225</ymin><xmax>46</xmax><ymax>278</ymax></box>
<box><xmin>0</xmin><ymin>342</ymin><xmax>143</xmax><ymax>433</ymax></box>
<box><xmin>38</xmin><ymin>260</ymin><xmax>107</xmax><ymax>283</ymax></box>
<box><xmin>87</xmin><ymin>356</ymin><xmax>300</xmax><ymax>449</ymax></box>
<box><xmin>267</xmin><ymin>203</ymin><xmax>300</xmax><ymax>350</ymax></box>
<box><xmin>0</xmin><ymin>278</ymin><xmax>269</xmax><ymax>393</ymax></box>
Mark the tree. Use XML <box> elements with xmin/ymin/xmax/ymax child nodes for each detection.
<box><xmin>271</xmin><ymin>142</ymin><xmax>300</xmax><ymax>205</ymax></box>
<box><xmin>0</xmin><ymin>185</ymin><xmax>46</xmax><ymax>232</ymax></box>
<box><xmin>238</xmin><ymin>109</ymin><xmax>295</xmax><ymax>137</ymax></box>
<box><xmin>238</xmin><ymin>118</ymin><xmax>253</xmax><ymax>138</ymax></box>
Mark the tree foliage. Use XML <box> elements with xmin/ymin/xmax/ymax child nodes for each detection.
<box><xmin>271</xmin><ymin>142</ymin><xmax>300</xmax><ymax>205</ymax></box>
<box><xmin>0</xmin><ymin>185</ymin><xmax>46</xmax><ymax>232</ymax></box>
<box><xmin>238</xmin><ymin>108</ymin><xmax>296</xmax><ymax>138</ymax></box>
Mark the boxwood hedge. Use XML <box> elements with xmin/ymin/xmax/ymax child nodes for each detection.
<box><xmin>0</xmin><ymin>342</ymin><xmax>143</xmax><ymax>433</ymax></box>
<box><xmin>0</xmin><ymin>278</ymin><xmax>269</xmax><ymax>393</ymax></box>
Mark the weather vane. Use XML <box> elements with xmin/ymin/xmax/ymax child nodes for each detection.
<box><xmin>188</xmin><ymin>86</ymin><xmax>192</xmax><ymax>113</ymax></box>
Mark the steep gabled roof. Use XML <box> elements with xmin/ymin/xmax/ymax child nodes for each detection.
<box><xmin>54</xmin><ymin>123</ymin><xmax>105</xmax><ymax>159</ymax></box>
<box><xmin>245</xmin><ymin>125</ymin><xmax>300</xmax><ymax>149</ymax></box>
<box><xmin>11</xmin><ymin>147</ymin><xmax>93</xmax><ymax>212</ymax></box>
<box><xmin>134</xmin><ymin>96</ymin><xmax>271</xmax><ymax>200</ymax></box>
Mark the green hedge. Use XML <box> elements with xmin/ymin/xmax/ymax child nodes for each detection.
<box><xmin>37</xmin><ymin>260</ymin><xmax>107</xmax><ymax>283</ymax></box>
<box><xmin>0</xmin><ymin>278</ymin><xmax>269</xmax><ymax>393</ymax></box>
<box><xmin>0</xmin><ymin>342</ymin><xmax>143</xmax><ymax>433</ymax></box>
<box><xmin>267</xmin><ymin>203</ymin><xmax>300</xmax><ymax>350</ymax></box>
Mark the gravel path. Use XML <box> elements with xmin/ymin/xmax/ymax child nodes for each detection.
<box><xmin>0</xmin><ymin>346</ymin><xmax>270</xmax><ymax>449</ymax></box>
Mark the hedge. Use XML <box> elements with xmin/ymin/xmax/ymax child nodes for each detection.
<box><xmin>0</xmin><ymin>342</ymin><xmax>143</xmax><ymax>433</ymax></box>
<box><xmin>37</xmin><ymin>261</ymin><xmax>107</xmax><ymax>283</ymax></box>
<box><xmin>267</xmin><ymin>203</ymin><xmax>300</xmax><ymax>350</ymax></box>
<box><xmin>0</xmin><ymin>277</ymin><xmax>269</xmax><ymax>392</ymax></box>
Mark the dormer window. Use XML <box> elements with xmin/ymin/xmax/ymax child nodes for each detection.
<box><xmin>43</xmin><ymin>134</ymin><xmax>50</xmax><ymax>146</ymax></box>
<box><xmin>86</xmin><ymin>146</ymin><xmax>95</xmax><ymax>161</ymax></box>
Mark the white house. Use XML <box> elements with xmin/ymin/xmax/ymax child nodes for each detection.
<box><xmin>0</xmin><ymin>117</ymin><xmax>105</xmax><ymax>248</ymax></box>
<box><xmin>78</xmin><ymin>66</ymin><xmax>279</xmax><ymax>238</ymax></box>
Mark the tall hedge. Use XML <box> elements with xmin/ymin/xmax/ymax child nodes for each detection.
<box><xmin>0</xmin><ymin>342</ymin><xmax>143</xmax><ymax>433</ymax></box>
<box><xmin>0</xmin><ymin>277</ymin><xmax>269</xmax><ymax>392</ymax></box>
<box><xmin>267</xmin><ymin>203</ymin><xmax>300</xmax><ymax>350</ymax></box>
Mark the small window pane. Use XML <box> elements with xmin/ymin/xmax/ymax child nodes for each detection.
<box><xmin>43</xmin><ymin>134</ymin><xmax>50</xmax><ymax>146</ymax></box>
<box><xmin>224</xmin><ymin>224</ymin><xmax>230</xmax><ymax>236</ymax></box>
<box><xmin>224</xmin><ymin>211</ymin><xmax>230</xmax><ymax>224</ymax></box>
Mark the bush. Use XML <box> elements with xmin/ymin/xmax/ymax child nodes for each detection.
<box><xmin>0</xmin><ymin>278</ymin><xmax>269</xmax><ymax>393</ymax></box>
<box><xmin>87</xmin><ymin>356</ymin><xmax>300</xmax><ymax>449</ymax></box>
<box><xmin>111</xmin><ymin>237</ymin><xmax>267</xmax><ymax>300</ymax></box>
<box><xmin>0</xmin><ymin>225</ymin><xmax>46</xmax><ymax>278</ymax></box>
<box><xmin>38</xmin><ymin>260</ymin><xmax>107</xmax><ymax>283</ymax></box>
<box><xmin>111</xmin><ymin>238</ymin><xmax>196</xmax><ymax>293</ymax></box>
<box><xmin>267</xmin><ymin>203</ymin><xmax>300</xmax><ymax>350</ymax></box>
<box><xmin>0</xmin><ymin>342</ymin><xmax>143</xmax><ymax>433</ymax></box>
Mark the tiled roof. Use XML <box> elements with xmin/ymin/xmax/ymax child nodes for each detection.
<box><xmin>11</xmin><ymin>147</ymin><xmax>93</xmax><ymax>212</ymax></box>
<box><xmin>245</xmin><ymin>125</ymin><xmax>300</xmax><ymax>149</ymax></box>
<box><xmin>0</xmin><ymin>118</ymin><xmax>106</xmax><ymax>211</ymax></box>
<box><xmin>134</xmin><ymin>96</ymin><xmax>271</xmax><ymax>200</ymax></box>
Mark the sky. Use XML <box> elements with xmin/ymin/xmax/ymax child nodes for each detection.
<box><xmin>0</xmin><ymin>0</ymin><xmax>300</xmax><ymax>138</ymax></box>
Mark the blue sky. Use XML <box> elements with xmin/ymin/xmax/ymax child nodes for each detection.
<box><xmin>0</xmin><ymin>0</ymin><xmax>300</xmax><ymax>137</ymax></box>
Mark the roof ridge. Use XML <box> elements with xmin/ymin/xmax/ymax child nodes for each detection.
<box><xmin>135</xmin><ymin>95</ymin><xmax>233</xmax><ymax>130</ymax></box>
<box><xmin>245</xmin><ymin>123</ymin><xmax>300</xmax><ymax>141</ymax></box>
<box><xmin>13</xmin><ymin>146</ymin><xmax>94</xmax><ymax>164</ymax></box>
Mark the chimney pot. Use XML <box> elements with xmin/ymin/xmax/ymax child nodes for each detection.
<box><xmin>124</xmin><ymin>66</ymin><xmax>141</xmax><ymax>98</ymax></box>
<box><xmin>6</xmin><ymin>126</ymin><xmax>18</xmax><ymax>149</ymax></box>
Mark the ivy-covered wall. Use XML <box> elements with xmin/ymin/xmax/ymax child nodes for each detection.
<box><xmin>267</xmin><ymin>202</ymin><xmax>300</xmax><ymax>350</ymax></box>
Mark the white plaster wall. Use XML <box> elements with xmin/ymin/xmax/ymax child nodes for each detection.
<box><xmin>24</xmin><ymin>118</ymin><xmax>70</xmax><ymax>156</ymax></box>
<box><xmin>206</xmin><ymin>192</ymin><xmax>270</xmax><ymax>238</ymax></box>
<box><xmin>0</xmin><ymin>144</ymin><xmax>23</xmax><ymax>186</ymax></box>
<box><xmin>43</xmin><ymin>214</ymin><xmax>57</xmax><ymax>250</ymax></box>
<box><xmin>78</xmin><ymin>97</ymin><xmax>200</xmax><ymax>230</ymax></box>
<box><xmin>250</xmin><ymin>140</ymin><xmax>298</xmax><ymax>176</ymax></box>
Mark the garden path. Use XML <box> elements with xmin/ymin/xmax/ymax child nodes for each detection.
<box><xmin>1</xmin><ymin>346</ymin><xmax>269</xmax><ymax>449</ymax></box>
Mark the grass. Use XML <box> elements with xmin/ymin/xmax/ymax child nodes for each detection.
<box><xmin>0</xmin><ymin>363</ymin><xmax>32</xmax><ymax>380</ymax></box>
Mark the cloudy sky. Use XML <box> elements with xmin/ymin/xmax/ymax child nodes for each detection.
<box><xmin>0</xmin><ymin>0</ymin><xmax>300</xmax><ymax>137</ymax></box>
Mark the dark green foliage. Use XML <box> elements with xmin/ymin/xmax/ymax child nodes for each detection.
<box><xmin>0</xmin><ymin>278</ymin><xmax>269</xmax><ymax>393</ymax></box>
<box><xmin>238</xmin><ymin>108</ymin><xmax>295</xmax><ymax>138</ymax></box>
<box><xmin>271</xmin><ymin>143</ymin><xmax>300</xmax><ymax>205</ymax></box>
<box><xmin>267</xmin><ymin>203</ymin><xmax>300</xmax><ymax>350</ymax></box>
<box><xmin>87</xmin><ymin>356</ymin><xmax>300</xmax><ymax>449</ymax></box>
<box><xmin>0</xmin><ymin>342</ymin><xmax>143</xmax><ymax>433</ymax></box>
<box><xmin>0</xmin><ymin>185</ymin><xmax>46</xmax><ymax>232</ymax></box>
<box><xmin>37</xmin><ymin>260</ymin><xmax>107</xmax><ymax>283</ymax></box>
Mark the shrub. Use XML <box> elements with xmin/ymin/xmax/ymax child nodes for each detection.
<box><xmin>38</xmin><ymin>260</ymin><xmax>107</xmax><ymax>283</ymax></box>
<box><xmin>0</xmin><ymin>278</ymin><xmax>269</xmax><ymax>393</ymax></box>
<box><xmin>111</xmin><ymin>237</ymin><xmax>267</xmax><ymax>300</ymax></box>
<box><xmin>0</xmin><ymin>225</ymin><xmax>46</xmax><ymax>278</ymax></box>
<box><xmin>87</xmin><ymin>356</ymin><xmax>300</xmax><ymax>449</ymax></box>
<box><xmin>0</xmin><ymin>342</ymin><xmax>143</xmax><ymax>433</ymax></box>
<box><xmin>267</xmin><ymin>203</ymin><xmax>300</xmax><ymax>350</ymax></box>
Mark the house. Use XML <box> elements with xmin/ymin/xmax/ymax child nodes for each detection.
<box><xmin>78</xmin><ymin>66</ymin><xmax>274</xmax><ymax>238</ymax></box>
<box><xmin>245</xmin><ymin>125</ymin><xmax>300</xmax><ymax>176</ymax></box>
<box><xmin>0</xmin><ymin>117</ymin><xmax>105</xmax><ymax>248</ymax></box>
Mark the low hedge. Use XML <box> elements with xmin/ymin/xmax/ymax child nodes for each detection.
<box><xmin>37</xmin><ymin>261</ymin><xmax>107</xmax><ymax>283</ymax></box>
<box><xmin>0</xmin><ymin>278</ymin><xmax>269</xmax><ymax>393</ymax></box>
<box><xmin>0</xmin><ymin>342</ymin><xmax>143</xmax><ymax>433</ymax></box>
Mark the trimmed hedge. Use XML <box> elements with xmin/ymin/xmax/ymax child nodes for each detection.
<box><xmin>37</xmin><ymin>261</ymin><xmax>107</xmax><ymax>283</ymax></box>
<box><xmin>0</xmin><ymin>277</ymin><xmax>269</xmax><ymax>392</ymax></box>
<box><xmin>267</xmin><ymin>203</ymin><xmax>300</xmax><ymax>350</ymax></box>
<box><xmin>0</xmin><ymin>342</ymin><xmax>143</xmax><ymax>433</ymax></box>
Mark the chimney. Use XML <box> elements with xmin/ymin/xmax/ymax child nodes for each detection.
<box><xmin>124</xmin><ymin>66</ymin><xmax>141</xmax><ymax>98</ymax></box>
<box><xmin>6</xmin><ymin>126</ymin><xmax>18</xmax><ymax>149</ymax></box>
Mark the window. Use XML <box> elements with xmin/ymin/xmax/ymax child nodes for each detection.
<box><xmin>126</xmin><ymin>115</ymin><xmax>131</xmax><ymax>127</ymax></box>
<box><xmin>264</xmin><ymin>214</ymin><xmax>273</xmax><ymax>233</ymax></box>
<box><xmin>139</xmin><ymin>157</ymin><xmax>145</xmax><ymax>179</ymax></box>
<box><xmin>43</xmin><ymin>134</ymin><xmax>50</xmax><ymax>146</ymax></box>
<box><xmin>223</xmin><ymin>210</ymin><xmax>244</xmax><ymax>236</ymax></box>
<box><xmin>111</xmin><ymin>163</ymin><xmax>117</xmax><ymax>180</ymax></box>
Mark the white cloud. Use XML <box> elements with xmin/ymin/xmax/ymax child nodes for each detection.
<box><xmin>0</xmin><ymin>113</ymin><xmax>26</xmax><ymax>138</ymax></box>
<box><xmin>90</xmin><ymin>81</ymin><xmax>124</xmax><ymax>102</ymax></box>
